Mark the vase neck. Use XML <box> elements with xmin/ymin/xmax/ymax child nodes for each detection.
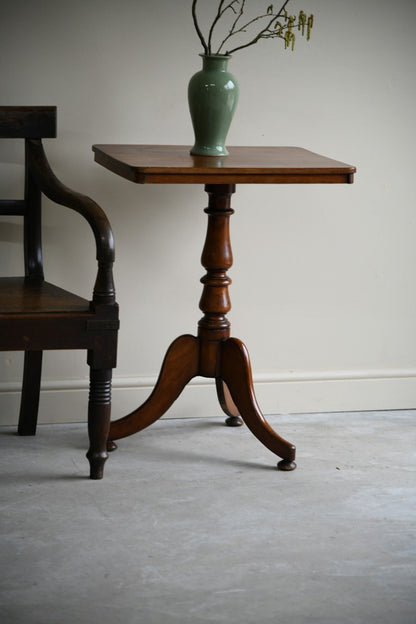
<box><xmin>201</xmin><ymin>54</ymin><xmax>230</xmax><ymax>71</ymax></box>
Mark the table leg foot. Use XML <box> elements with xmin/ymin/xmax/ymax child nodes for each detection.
<box><xmin>225</xmin><ymin>415</ymin><xmax>244</xmax><ymax>427</ymax></box>
<box><xmin>107</xmin><ymin>440</ymin><xmax>118</xmax><ymax>452</ymax></box>
<box><xmin>109</xmin><ymin>334</ymin><xmax>199</xmax><ymax>441</ymax></box>
<box><xmin>277</xmin><ymin>459</ymin><xmax>297</xmax><ymax>471</ymax></box>
<box><xmin>219</xmin><ymin>337</ymin><xmax>296</xmax><ymax>465</ymax></box>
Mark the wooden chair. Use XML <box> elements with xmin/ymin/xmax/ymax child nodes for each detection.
<box><xmin>0</xmin><ymin>106</ymin><xmax>119</xmax><ymax>479</ymax></box>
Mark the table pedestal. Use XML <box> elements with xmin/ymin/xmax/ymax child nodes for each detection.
<box><xmin>109</xmin><ymin>183</ymin><xmax>296</xmax><ymax>470</ymax></box>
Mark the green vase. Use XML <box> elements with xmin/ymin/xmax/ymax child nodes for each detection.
<box><xmin>188</xmin><ymin>54</ymin><xmax>239</xmax><ymax>157</ymax></box>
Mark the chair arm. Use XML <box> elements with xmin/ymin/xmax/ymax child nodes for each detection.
<box><xmin>26</xmin><ymin>139</ymin><xmax>116</xmax><ymax>306</ymax></box>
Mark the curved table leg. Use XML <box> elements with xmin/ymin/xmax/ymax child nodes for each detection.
<box><xmin>216</xmin><ymin>379</ymin><xmax>243</xmax><ymax>427</ymax></box>
<box><xmin>109</xmin><ymin>334</ymin><xmax>199</xmax><ymax>442</ymax></box>
<box><xmin>219</xmin><ymin>338</ymin><xmax>296</xmax><ymax>470</ymax></box>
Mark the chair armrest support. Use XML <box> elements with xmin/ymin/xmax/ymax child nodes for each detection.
<box><xmin>26</xmin><ymin>139</ymin><xmax>116</xmax><ymax>306</ymax></box>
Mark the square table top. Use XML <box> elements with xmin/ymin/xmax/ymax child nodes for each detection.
<box><xmin>92</xmin><ymin>145</ymin><xmax>355</xmax><ymax>185</ymax></box>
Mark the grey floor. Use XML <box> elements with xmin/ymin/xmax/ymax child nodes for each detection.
<box><xmin>1</xmin><ymin>410</ymin><xmax>415</xmax><ymax>624</ymax></box>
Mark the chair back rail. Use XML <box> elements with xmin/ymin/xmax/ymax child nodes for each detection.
<box><xmin>0</xmin><ymin>106</ymin><xmax>56</xmax><ymax>138</ymax></box>
<box><xmin>0</xmin><ymin>200</ymin><xmax>26</xmax><ymax>216</ymax></box>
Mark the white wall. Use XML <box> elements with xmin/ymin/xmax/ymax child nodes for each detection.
<box><xmin>1</xmin><ymin>0</ymin><xmax>416</xmax><ymax>425</ymax></box>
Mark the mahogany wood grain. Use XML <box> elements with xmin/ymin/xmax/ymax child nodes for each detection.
<box><xmin>216</xmin><ymin>379</ymin><xmax>243</xmax><ymax>426</ymax></box>
<box><xmin>93</xmin><ymin>144</ymin><xmax>355</xmax><ymax>185</ymax></box>
<box><xmin>110</xmin><ymin>335</ymin><xmax>199</xmax><ymax>440</ymax></box>
<box><xmin>219</xmin><ymin>338</ymin><xmax>296</xmax><ymax>470</ymax></box>
<box><xmin>1</xmin><ymin>278</ymin><xmax>89</xmax><ymax>314</ymax></box>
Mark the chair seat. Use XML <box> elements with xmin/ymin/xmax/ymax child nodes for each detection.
<box><xmin>0</xmin><ymin>277</ymin><xmax>90</xmax><ymax>315</ymax></box>
<box><xmin>0</xmin><ymin>278</ymin><xmax>97</xmax><ymax>351</ymax></box>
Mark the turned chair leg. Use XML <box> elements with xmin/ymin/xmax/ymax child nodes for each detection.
<box><xmin>86</xmin><ymin>368</ymin><xmax>112</xmax><ymax>479</ymax></box>
<box><xmin>18</xmin><ymin>351</ymin><xmax>43</xmax><ymax>436</ymax></box>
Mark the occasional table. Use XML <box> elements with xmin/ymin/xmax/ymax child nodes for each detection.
<box><xmin>93</xmin><ymin>145</ymin><xmax>356</xmax><ymax>470</ymax></box>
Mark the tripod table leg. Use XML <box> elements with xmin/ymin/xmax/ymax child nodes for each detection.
<box><xmin>216</xmin><ymin>378</ymin><xmax>243</xmax><ymax>427</ymax></box>
<box><xmin>108</xmin><ymin>334</ymin><xmax>199</xmax><ymax>442</ymax></box>
<box><xmin>219</xmin><ymin>337</ymin><xmax>296</xmax><ymax>470</ymax></box>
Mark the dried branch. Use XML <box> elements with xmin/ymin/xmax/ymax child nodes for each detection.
<box><xmin>217</xmin><ymin>0</ymin><xmax>289</xmax><ymax>53</ymax></box>
<box><xmin>192</xmin><ymin>0</ymin><xmax>313</xmax><ymax>56</ymax></box>
<box><xmin>192</xmin><ymin>0</ymin><xmax>208</xmax><ymax>54</ymax></box>
<box><xmin>207</xmin><ymin>1</ymin><xmax>240</xmax><ymax>54</ymax></box>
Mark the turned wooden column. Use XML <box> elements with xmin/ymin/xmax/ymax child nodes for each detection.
<box><xmin>198</xmin><ymin>184</ymin><xmax>235</xmax><ymax>377</ymax></box>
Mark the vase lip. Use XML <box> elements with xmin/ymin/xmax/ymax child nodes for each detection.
<box><xmin>199</xmin><ymin>53</ymin><xmax>231</xmax><ymax>59</ymax></box>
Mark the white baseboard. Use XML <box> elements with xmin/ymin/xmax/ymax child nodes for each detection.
<box><xmin>1</xmin><ymin>369</ymin><xmax>415</xmax><ymax>426</ymax></box>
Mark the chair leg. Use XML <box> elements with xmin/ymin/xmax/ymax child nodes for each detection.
<box><xmin>18</xmin><ymin>351</ymin><xmax>43</xmax><ymax>436</ymax></box>
<box><xmin>86</xmin><ymin>368</ymin><xmax>112</xmax><ymax>479</ymax></box>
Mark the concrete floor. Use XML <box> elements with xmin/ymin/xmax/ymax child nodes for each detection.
<box><xmin>0</xmin><ymin>410</ymin><xmax>415</xmax><ymax>624</ymax></box>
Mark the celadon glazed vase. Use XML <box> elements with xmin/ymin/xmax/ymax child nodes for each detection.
<box><xmin>188</xmin><ymin>54</ymin><xmax>239</xmax><ymax>157</ymax></box>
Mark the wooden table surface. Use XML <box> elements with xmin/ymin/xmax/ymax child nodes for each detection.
<box><xmin>92</xmin><ymin>145</ymin><xmax>356</xmax><ymax>185</ymax></box>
